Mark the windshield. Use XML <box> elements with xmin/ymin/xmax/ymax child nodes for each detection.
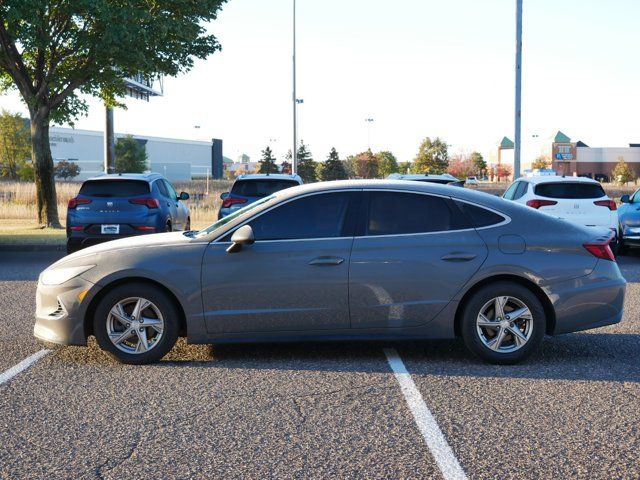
<box><xmin>195</xmin><ymin>195</ymin><xmax>275</xmax><ymax>238</ymax></box>
<box><xmin>534</xmin><ymin>182</ymin><xmax>605</xmax><ymax>199</ymax></box>
<box><xmin>79</xmin><ymin>180</ymin><xmax>149</xmax><ymax>197</ymax></box>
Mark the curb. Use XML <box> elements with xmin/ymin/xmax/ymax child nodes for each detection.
<box><xmin>0</xmin><ymin>244</ymin><xmax>65</xmax><ymax>252</ymax></box>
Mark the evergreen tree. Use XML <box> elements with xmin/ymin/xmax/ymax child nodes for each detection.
<box><xmin>258</xmin><ymin>145</ymin><xmax>278</xmax><ymax>174</ymax></box>
<box><xmin>412</xmin><ymin>137</ymin><xmax>449</xmax><ymax>174</ymax></box>
<box><xmin>469</xmin><ymin>151</ymin><xmax>487</xmax><ymax>176</ymax></box>
<box><xmin>296</xmin><ymin>141</ymin><xmax>317</xmax><ymax>182</ymax></box>
<box><xmin>320</xmin><ymin>147</ymin><xmax>348</xmax><ymax>181</ymax></box>
<box><xmin>115</xmin><ymin>136</ymin><xmax>147</xmax><ymax>173</ymax></box>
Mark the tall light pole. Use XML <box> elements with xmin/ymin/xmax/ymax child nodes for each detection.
<box><xmin>514</xmin><ymin>0</ymin><xmax>523</xmax><ymax>179</ymax></box>
<box><xmin>292</xmin><ymin>0</ymin><xmax>298</xmax><ymax>174</ymax></box>
<box><xmin>365</xmin><ymin>118</ymin><xmax>374</xmax><ymax>150</ymax></box>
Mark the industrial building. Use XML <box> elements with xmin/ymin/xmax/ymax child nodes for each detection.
<box><xmin>48</xmin><ymin>126</ymin><xmax>229</xmax><ymax>181</ymax></box>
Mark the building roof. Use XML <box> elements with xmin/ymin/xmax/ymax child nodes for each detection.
<box><xmin>500</xmin><ymin>137</ymin><xmax>514</xmax><ymax>149</ymax></box>
<box><xmin>554</xmin><ymin>131</ymin><xmax>571</xmax><ymax>143</ymax></box>
<box><xmin>576</xmin><ymin>140</ymin><xmax>589</xmax><ymax>147</ymax></box>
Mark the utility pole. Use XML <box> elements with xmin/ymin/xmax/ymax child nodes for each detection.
<box><xmin>104</xmin><ymin>106</ymin><xmax>115</xmax><ymax>174</ymax></box>
<box><xmin>514</xmin><ymin>0</ymin><xmax>523</xmax><ymax>179</ymax></box>
<box><xmin>292</xmin><ymin>0</ymin><xmax>298</xmax><ymax>174</ymax></box>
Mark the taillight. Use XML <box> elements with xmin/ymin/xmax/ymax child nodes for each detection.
<box><xmin>69</xmin><ymin>226</ymin><xmax>84</xmax><ymax>231</ymax></box>
<box><xmin>221</xmin><ymin>197</ymin><xmax>248</xmax><ymax>209</ymax></box>
<box><xmin>583</xmin><ymin>242</ymin><xmax>616</xmax><ymax>262</ymax></box>
<box><xmin>68</xmin><ymin>197</ymin><xmax>91</xmax><ymax>209</ymax></box>
<box><xmin>129</xmin><ymin>198</ymin><xmax>160</xmax><ymax>209</ymax></box>
<box><xmin>135</xmin><ymin>226</ymin><xmax>156</xmax><ymax>231</ymax></box>
<box><xmin>594</xmin><ymin>199</ymin><xmax>617</xmax><ymax>211</ymax></box>
<box><xmin>526</xmin><ymin>199</ymin><xmax>558</xmax><ymax>209</ymax></box>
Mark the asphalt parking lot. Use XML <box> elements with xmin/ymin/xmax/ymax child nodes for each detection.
<box><xmin>0</xmin><ymin>251</ymin><xmax>639</xmax><ymax>479</ymax></box>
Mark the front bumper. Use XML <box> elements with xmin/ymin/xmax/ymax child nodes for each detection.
<box><xmin>34</xmin><ymin>276</ymin><xmax>96</xmax><ymax>346</ymax></box>
<box><xmin>548</xmin><ymin>259</ymin><xmax>626</xmax><ymax>335</ymax></box>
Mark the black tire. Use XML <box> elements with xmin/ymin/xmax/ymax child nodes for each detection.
<box><xmin>165</xmin><ymin>221</ymin><xmax>172</xmax><ymax>232</ymax></box>
<box><xmin>612</xmin><ymin>228</ymin><xmax>627</xmax><ymax>256</ymax></box>
<box><xmin>185</xmin><ymin>217</ymin><xmax>191</xmax><ymax>231</ymax></box>
<box><xmin>93</xmin><ymin>283</ymin><xmax>179</xmax><ymax>365</ymax></box>
<box><xmin>461</xmin><ymin>282</ymin><xmax>545</xmax><ymax>365</ymax></box>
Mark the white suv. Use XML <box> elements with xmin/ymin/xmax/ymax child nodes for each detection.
<box><xmin>503</xmin><ymin>175</ymin><xmax>618</xmax><ymax>241</ymax></box>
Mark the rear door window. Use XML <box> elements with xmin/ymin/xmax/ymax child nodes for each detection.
<box><xmin>513</xmin><ymin>181</ymin><xmax>528</xmax><ymax>200</ymax></box>
<box><xmin>503</xmin><ymin>182</ymin><xmax>519</xmax><ymax>200</ymax></box>
<box><xmin>163</xmin><ymin>180</ymin><xmax>178</xmax><ymax>200</ymax></box>
<box><xmin>534</xmin><ymin>182</ymin><xmax>605</xmax><ymax>199</ymax></box>
<box><xmin>366</xmin><ymin>192</ymin><xmax>467</xmax><ymax>235</ymax></box>
<box><xmin>231</xmin><ymin>180</ymin><xmax>299</xmax><ymax>197</ymax></box>
<box><xmin>455</xmin><ymin>201</ymin><xmax>505</xmax><ymax>228</ymax></box>
<box><xmin>155</xmin><ymin>179</ymin><xmax>169</xmax><ymax>197</ymax></box>
<box><xmin>79</xmin><ymin>180</ymin><xmax>149</xmax><ymax>197</ymax></box>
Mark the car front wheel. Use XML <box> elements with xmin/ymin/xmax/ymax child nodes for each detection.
<box><xmin>93</xmin><ymin>283</ymin><xmax>179</xmax><ymax>364</ymax></box>
<box><xmin>461</xmin><ymin>282</ymin><xmax>545</xmax><ymax>365</ymax></box>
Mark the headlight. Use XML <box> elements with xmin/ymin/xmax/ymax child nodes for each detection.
<box><xmin>39</xmin><ymin>265</ymin><xmax>95</xmax><ymax>286</ymax></box>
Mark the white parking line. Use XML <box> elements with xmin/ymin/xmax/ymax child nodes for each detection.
<box><xmin>0</xmin><ymin>349</ymin><xmax>50</xmax><ymax>386</ymax></box>
<box><xmin>384</xmin><ymin>348</ymin><xmax>467</xmax><ymax>480</ymax></box>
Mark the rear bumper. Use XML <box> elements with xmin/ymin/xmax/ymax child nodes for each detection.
<box><xmin>548</xmin><ymin>259</ymin><xmax>626</xmax><ymax>335</ymax></box>
<box><xmin>621</xmin><ymin>235</ymin><xmax>640</xmax><ymax>247</ymax></box>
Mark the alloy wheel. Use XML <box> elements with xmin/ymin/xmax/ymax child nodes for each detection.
<box><xmin>106</xmin><ymin>297</ymin><xmax>165</xmax><ymax>354</ymax></box>
<box><xmin>476</xmin><ymin>296</ymin><xmax>533</xmax><ymax>353</ymax></box>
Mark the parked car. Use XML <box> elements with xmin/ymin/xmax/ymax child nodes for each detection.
<box><xmin>465</xmin><ymin>176</ymin><xmax>479</xmax><ymax>186</ymax></box>
<box><xmin>616</xmin><ymin>189</ymin><xmax>640</xmax><ymax>253</ymax></box>
<box><xmin>387</xmin><ymin>173</ymin><xmax>464</xmax><ymax>187</ymax></box>
<box><xmin>36</xmin><ymin>180</ymin><xmax>625</xmax><ymax>365</ymax></box>
<box><xmin>66</xmin><ymin>173</ymin><xmax>190</xmax><ymax>254</ymax></box>
<box><xmin>502</xmin><ymin>175</ymin><xmax>618</xmax><ymax>248</ymax></box>
<box><xmin>218</xmin><ymin>173</ymin><xmax>303</xmax><ymax>219</ymax></box>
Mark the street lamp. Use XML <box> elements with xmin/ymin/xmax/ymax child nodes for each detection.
<box><xmin>365</xmin><ymin>118</ymin><xmax>374</xmax><ymax>151</ymax></box>
<box><xmin>292</xmin><ymin>0</ymin><xmax>298</xmax><ymax>174</ymax></box>
<box><xmin>514</xmin><ymin>0</ymin><xmax>523</xmax><ymax>179</ymax></box>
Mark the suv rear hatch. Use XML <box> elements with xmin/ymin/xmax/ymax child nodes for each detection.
<box><xmin>532</xmin><ymin>182</ymin><xmax>614</xmax><ymax>227</ymax></box>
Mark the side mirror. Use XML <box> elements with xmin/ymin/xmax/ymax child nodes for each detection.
<box><xmin>621</xmin><ymin>194</ymin><xmax>630</xmax><ymax>204</ymax></box>
<box><xmin>220</xmin><ymin>192</ymin><xmax>229</xmax><ymax>200</ymax></box>
<box><xmin>226</xmin><ymin>225</ymin><xmax>255</xmax><ymax>253</ymax></box>
<box><xmin>179</xmin><ymin>192</ymin><xmax>190</xmax><ymax>200</ymax></box>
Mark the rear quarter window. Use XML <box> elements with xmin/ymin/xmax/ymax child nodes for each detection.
<box><xmin>534</xmin><ymin>182</ymin><xmax>605</xmax><ymax>199</ymax></box>
<box><xmin>455</xmin><ymin>201</ymin><xmax>505</xmax><ymax>228</ymax></box>
<box><xmin>79</xmin><ymin>180</ymin><xmax>150</xmax><ymax>197</ymax></box>
<box><xmin>231</xmin><ymin>180</ymin><xmax>299</xmax><ymax>197</ymax></box>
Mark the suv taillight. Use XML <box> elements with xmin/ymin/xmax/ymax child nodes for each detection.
<box><xmin>594</xmin><ymin>199</ymin><xmax>617</xmax><ymax>211</ymax></box>
<box><xmin>583</xmin><ymin>242</ymin><xmax>616</xmax><ymax>262</ymax></box>
<box><xmin>221</xmin><ymin>197</ymin><xmax>248</xmax><ymax>209</ymax></box>
<box><xmin>68</xmin><ymin>197</ymin><xmax>91</xmax><ymax>209</ymax></box>
<box><xmin>129</xmin><ymin>198</ymin><xmax>160</xmax><ymax>209</ymax></box>
<box><xmin>526</xmin><ymin>199</ymin><xmax>558</xmax><ymax>209</ymax></box>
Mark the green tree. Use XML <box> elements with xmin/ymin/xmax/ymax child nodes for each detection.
<box><xmin>54</xmin><ymin>160</ymin><xmax>81</xmax><ymax>180</ymax></box>
<box><xmin>469</xmin><ymin>151</ymin><xmax>486</xmax><ymax>176</ymax></box>
<box><xmin>354</xmin><ymin>149</ymin><xmax>379</xmax><ymax>178</ymax></box>
<box><xmin>0</xmin><ymin>110</ymin><xmax>31</xmax><ymax>179</ymax></box>
<box><xmin>375</xmin><ymin>150</ymin><xmax>399</xmax><ymax>178</ymax></box>
<box><xmin>342</xmin><ymin>155</ymin><xmax>357</xmax><ymax>179</ymax></box>
<box><xmin>0</xmin><ymin>0</ymin><xmax>227</xmax><ymax>227</ymax></box>
<box><xmin>319</xmin><ymin>147</ymin><xmax>347</xmax><ymax>181</ymax></box>
<box><xmin>398</xmin><ymin>161</ymin><xmax>412</xmax><ymax>174</ymax></box>
<box><xmin>258</xmin><ymin>145</ymin><xmax>278</xmax><ymax>174</ymax></box>
<box><xmin>531</xmin><ymin>154</ymin><xmax>550</xmax><ymax>170</ymax></box>
<box><xmin>412</xmin><ymin>137</ymin><xmax>449</xmax><ymax>174</ymax></box>
<box><xmin>612</xmin><ymin>156</ymin><xmax>636</xmax><ymax>185</ymax></box>
<box><xmin>115</xmin><ymin>136</ymin><xmax>147</xmax><ymax>173</ymax></box>
<box><xmin>296</xmin><ymin>141</ymin><xmax>317</xmax><ymax>182</ymax></box>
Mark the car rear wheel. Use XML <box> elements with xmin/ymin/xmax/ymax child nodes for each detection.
<box><xmin>185</xmin><ymin>218</ymin><xmax>191</xmax><ymax>231</ymax></box>
<box><xmin>93</xmin><ymin>283</ymin><xmax>179</xmax><ymax>364</ymax></box>
<box><xmin>165</xmin><ymin>221</ymin><xmax>172</xmax><ymax>232</ymax></box>
<box><xmin>461</xmin><ymin>282</ymin><xmax>545</xmax><ymax>365</ymax></box>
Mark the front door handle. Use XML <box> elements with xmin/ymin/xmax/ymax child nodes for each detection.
<box><xmin>308</xmin><ymin>256</ymin><xmax>345</xmax><ymax>266</ymax></box>
<box><xmin>440</xmin><ymin>253</ymin><xmax>477</xmax><ymax>262</ymax></box>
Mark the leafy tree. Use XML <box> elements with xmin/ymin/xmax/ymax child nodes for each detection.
<box><xmin>280</xmin><ymin>160</ymin><xmax>292</xmax><ymax>174</ymax></box>
<box><xmin>447</xmin><ymin>155</ymin><xmax>475</xmax><ymax>178</ymax></box>
<box><xmin>342</xmin><ymin>156</ymin><xmax>357</xmax><ymax>179</ymax></box>
<box><xmin>54</xmin><ymin>160</ymin><xmax>80</xmax><ymax>180</ymax></box>
<box><xmin>319</xmin><ymin>147</ymin><xmax>347</xmax><ymax>181</ymax></box>
<box><xmin>258</xmin><ymin>145</ymin><xmax>278</xmax><ymax>174</ymax></box>
<box><xmin>412</xmin><ymin>137</ymin><xmax>449</xmax><ymax>174</ymax></box>
<box><xmin>296</xmin><ymin>141</ymin><xmax>317</xmax><ymax>182</ymax></box>
<box><xmin>18</xmin><ymin>161</ymin><xmax>34</xmax><ymax>181</ymax></box>
<box><xmin>613</xmin><ymin>156</ymin><xmax>636</xmax><ymax>185</ymax></box>
<box><xmin>375</xmin><ymin>151</ymin><xmax>399</xmax><ymax>178</ymax></box>
<box><xmin>469</xmin><ymin>151</ymin><xmax>486</xmax><ymax>176</ymax></box>
<box><xmin>495</xmin><ymin>164</ymin><xmax>512</xmax><ymax>181</ymax></box>
<box><xmin>0</xmin><ymin>110</ymin><xmax>31</xmax><ymax>179</ymax></box>
<box><xmin>0</xmin><ymin>0</ymin><xmax>227</xmax><ymax>227</ymax></box>
<box><xmin>531</xmin><ymin>155</ymin><xmax>550</xmax><ymax>170</ymax></box>
<box><xmin>354</xmin><ymin>149</ymin><xmax>379</xmax><ymax>178</ymax></box>
<box><xmin>398</xmin><ymin>161</ymin><xmax>412</xmax><ymax>174</ymax></box>
<box><xmin>115</xmin><ymin>136</ymin><xmax>147</xmax><ymax>173</ymax></box>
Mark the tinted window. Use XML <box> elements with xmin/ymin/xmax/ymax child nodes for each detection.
<box><xmin>503</xmin><ymin>182</ymin><xmax>519</xmax><ymax>200</ymax></box>
<box><xmin>163</xmin><ymin>180</ymin><xmax>178</xmax><ymax>200</ymax></box>
<box><xmin>232</xmin><ymin>180</ymin><xmax>299</xmax><ymax>198</ymax></box>
<box><xmin>155</xmin><ymin>179</ymin><xmax>169</xmax><ymax>197</ymax></box>
<box><xmin>630</xmin><ymin>188</ymin><xmax>640</xmax><ymax>203</ymax></box>
<box><xmin>455</xmin><ymin>201</ymin><xmax>505</xmax><ymax>228</ymax></box>
<box><xmin>79</xmin><ymin>180</ymin><xmax>149</xmax><ymax>197</ymax></box>
<box><xmin>248</xmin><ymin>192</ymin><xmax>352</xmax><ymax>240</ymax></box>
<box><xmin>367</xmin><ymin>192</ymin><xmax>466</xmax><ymax>235</ymax></box>
<box><xmin>534</xmin><ymin>182</ymin><xmax>605</xmax><ymax>199</ymax></box>
<box><xmin>513</xmin><ymin>181</ymin><xmax>528</xmax><ymax>200</ymax></box>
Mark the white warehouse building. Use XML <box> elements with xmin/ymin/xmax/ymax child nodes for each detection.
<box><xmin>49</xmin><ymin>126</ymin><xmax>228</xmax><ymax>182</ymax></box>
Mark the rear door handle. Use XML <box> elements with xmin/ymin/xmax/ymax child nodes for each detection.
<box><xmin>308</xmin><ymin>256</ymin><xmax>345</xmax><ymax>266</ymax></box>
<box><xmin>440</xmin><ymin>253</ymin><xmax>477</xmax><ymax>262</ymax></box>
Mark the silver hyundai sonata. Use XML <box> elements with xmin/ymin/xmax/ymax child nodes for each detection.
<box><xmin>34</xmin><ymin>180</ymin><xmax>626</xmax><ymax>365</ymax></box>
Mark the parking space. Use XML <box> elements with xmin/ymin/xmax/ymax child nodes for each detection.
<box><xmin>1</xmin><ymin>252</ymin><xmax>639</xmax><ymax>478</ymax></box>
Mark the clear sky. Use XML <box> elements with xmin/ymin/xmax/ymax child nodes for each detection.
<box><xmin>2</xmin><ymin>0</ymin><xmax>639</xmax><ymax>164</ymax></box>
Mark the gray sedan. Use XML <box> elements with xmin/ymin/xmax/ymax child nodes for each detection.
<box><xmin>34</xmin><ymin>180</ymin><xmax>626</xmax><ymax>365</ymax></box>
